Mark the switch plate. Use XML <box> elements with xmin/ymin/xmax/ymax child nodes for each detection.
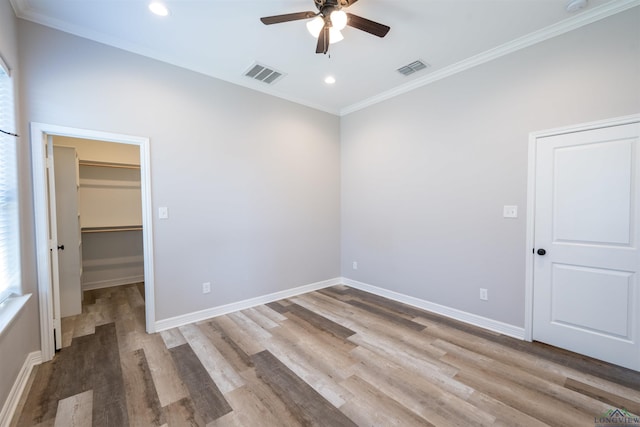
<box><xmin>159</xmin><ymin>206</ymin><xmax>169</xmax><ymax>219</ymax></box>
<box><xmin>352</xmin><ymin>261</ymin><xmax>358</xmax><ymax>270</ymax></box>
<box><xmin>480</xmin><ymin>288</ymin><xmax>488</xmax><ymax>301</ymax></box>
<box><xmin>503</xmin><ymin>205</ymin><xmax>518</xmax><ymax>218</ymax></box>
<box><xmin>202</xmin><ymin>282</ymin><xmax>211</xmax><ymax>294</ymax></box>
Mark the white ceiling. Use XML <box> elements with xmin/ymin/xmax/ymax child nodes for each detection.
<box><xmin>10</xmin><ymin>0</ymin><xmax>636</xmax><ymax>115</ymax></box>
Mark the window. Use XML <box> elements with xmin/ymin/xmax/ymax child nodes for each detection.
<box><xmin>0</xmin><ymin>59</ymin><xmax>20</xmax><ymax>304</ymax></box>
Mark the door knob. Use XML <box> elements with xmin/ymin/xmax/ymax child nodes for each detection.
<box><xmin>57</xmin><ymin>245</ymin><xmax>65</xmax><ymax>251</ymax></box>
<box><xmin>537</xmin><ymin>248</ymin><xmax>546</xmax><ymax>256</ymax></box>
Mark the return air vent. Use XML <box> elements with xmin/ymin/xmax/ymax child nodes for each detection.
<box><xmin>244</xmin><ymin>62</ymin><xmax>285</xmax><ymax>85</ymax></box>
<box><xmin>397</xmin><ymin>60</ymin><xmax>429</xmax><ymax>76</ymax></box>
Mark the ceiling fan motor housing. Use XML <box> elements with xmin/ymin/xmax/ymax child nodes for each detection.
<box><xmin>315</xmin><ymin>0</ymin><xmax>340</xmax><ymax>20</ymax></box>
<box><xmin>316</xmin><ymin>0</ymin><xmax>359</xmax><ymax>11</ymax></box>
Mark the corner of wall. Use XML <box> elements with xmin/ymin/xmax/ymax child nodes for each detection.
<box><xmin>0</xmin><ymin>350</ymin><xmax>41</xmax><ymax>426</ymax></box>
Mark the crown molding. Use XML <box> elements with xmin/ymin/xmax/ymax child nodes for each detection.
<box><xmin>340</xmin><ymin>0</ymin><xmax>640</xmax><ymax>116</ymax></box>
<box><xmin>9</xmin><ymin>0</ymin><xmax>341</xmax><ymax>116</ymax></box>
<box><xmin>10</xmin><ymin>0</ymin><xmax>638</xmax><ymax>117</ymax></box>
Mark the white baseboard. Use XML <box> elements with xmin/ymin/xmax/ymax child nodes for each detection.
<box><xmin>153</xmin><ymin>275</ymin><xmax>524</xmax><ymax>339</ymax></box>
<box><xmin>341</xmin><ymin>277</ymin><xmax>525</xmax><ymax>339</ymax></box>
<box><xmin>82</xmin><ymin>275</ymin><xmax>145</xmax><ymax>291</ymax></box>
<box><xmin>154</xmin><ymin>277</ymin><xmax>342</xmax><ymax>332</ymax></box>
<box><xmin>0</xmin><ymin>351</ymin><xmax>42</xmax><ymax>427</ymax></box>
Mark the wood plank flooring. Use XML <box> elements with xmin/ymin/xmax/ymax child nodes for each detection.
<box><xmin>11</xmin><ymin>283</ymin><xmax>640</xmax><ymax>426</ymax></box>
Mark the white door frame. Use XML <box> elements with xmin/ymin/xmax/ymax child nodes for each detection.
<box><xmin>524</xmin><ymin>113</ymin><xmax>640</xmax><ymax>342</ymax></box>
<box><xmin>31</xmin><ymin>122</ymin><xmax>156</xmax><ymax>361</ymax></box>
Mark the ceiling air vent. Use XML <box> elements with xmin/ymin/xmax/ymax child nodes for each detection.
<box><xmin>397</xmin><ymin>60</ymin><xmax>429</xmax><ymax>77</ymax></box>
<box><xmin>244</xmin><ymin>62</ymin><xmax>285</xmax><ymax>85</ymax></box>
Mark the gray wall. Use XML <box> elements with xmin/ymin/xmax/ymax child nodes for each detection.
<box><xmin>0</xmin><ymin>0</ymin><xmax>40</xmax><ymax>412</ymax></box>
<box><xmin>81</xmin><ymin>231</ymin><xmax>144</xmax><ymax>289</ymax></box>
<box><xmin>340</xmin><ymin>8</ymin><xmax>640</xmax><ymax>327</ymax></box>
<box><xmin>18</xmin><ymin>20</ymin><xmax>342</xmax><ymax>321</ymax></box>
<box><xmin>3</xmin><ymin>2</ymin><xmax>639</xmax><ymax>414</ymax></box>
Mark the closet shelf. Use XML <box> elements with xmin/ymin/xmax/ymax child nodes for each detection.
<box><xmin>81</xmin><ymin>225</ymin><xmax>143</xmax><ymax>233</ymax></box>
<box><xmin>79</xmin><ymin>160</ymin><xmax>140</xmax><ymax>170</ymax></box>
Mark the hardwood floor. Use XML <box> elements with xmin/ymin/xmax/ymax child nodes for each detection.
<box><xmin>12</xmin><ymin>283</ymin><xmax>640</xmax><ymax>426</ymax></box>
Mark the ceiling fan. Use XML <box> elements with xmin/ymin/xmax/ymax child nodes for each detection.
<box><xmin>260</xmin><ymin>0</ymin><xmax>390</xmax><ymax>55</ymax></box>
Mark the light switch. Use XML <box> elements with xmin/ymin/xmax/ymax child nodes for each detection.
<box><xmin>158</xmin><ymin>206</ymin><xmax>169</xmax><ymax>219</ymax></box>
<box><xmin>503</xmin><ymin>205</ymin><xmax>518</xmax><ymax>218</ymax></box>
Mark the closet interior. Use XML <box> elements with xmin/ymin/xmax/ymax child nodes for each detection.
<box><xmin>53</xmin><ymin>136</ymin><xmax>144</xmax><ymax>318</ymax></box>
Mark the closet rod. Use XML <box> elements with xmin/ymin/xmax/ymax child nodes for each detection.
<box><xmin>79</xmin><ymin>160</ymin><xmax>140</xmax><ymax>170</ymax></box>
<box><xmin>81</xmin><ymin>225</ymin><xmax>143</xmax><ymax>233</ymax></box>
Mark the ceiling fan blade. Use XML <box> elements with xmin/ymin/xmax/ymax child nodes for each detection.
<box><xmin>260</xmin><ymin>11</ymin><xmax>316</xmax><ymax>25</ymax></box>
<box><xmin>316</xmin><ymin>25</ymin><xmax>329</xmax><ymax>54</ymax></box>
<box><xmin>339</xmin><ymin>0</ymin><xmax>359</xmax><ymax>6</ymax></box>
<box><xmin>346</xmin><ymin>13</ymin><xmax>390</xmax><ymax>38</ymax></box>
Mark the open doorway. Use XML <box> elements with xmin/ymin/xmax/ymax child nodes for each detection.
<box><xmin>53</xmin><ymin>136</ymin><xmax>146</xmax><ymax>349</ymax></box>
<box><xmin>31</xmin><ymin>123</ymin><xmax>155</xmax><ymax>362</ymax></box>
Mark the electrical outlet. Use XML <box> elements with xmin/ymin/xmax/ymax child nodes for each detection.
<box><xmin>480</xmin><ymin>288</ymin><xmax>488</xmax><ymax>301</ymax></box>
<box><xmin>352</xmin><ymin>261</ymin><xmax>358</xmax><ymax>270</ymax></box>
<box><xmin>202</xmin><ymin>282</ymin><xmax>211</xmax><ymax>294</ymax></box>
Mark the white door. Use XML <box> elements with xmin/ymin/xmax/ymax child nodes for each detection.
<box><xmin>533</xmin><ymin>121</ymin><xmax>640</xmax><ymax>370</ymax></box>
<box><xmin>46</xmin><ymin>135</ymin><xmax>63</xmax><ymax>350</ymax></box>
<box><xmin>53</xmin><ymin>146</ymin><xmax>82</xmax><ymax>317</ymax></box>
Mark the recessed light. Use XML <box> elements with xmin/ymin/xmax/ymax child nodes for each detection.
<box><xmin>149</xmin><ymin>2</ymin><xmax>169</xmax><ymax>16</ymax></box>
<box><xmin>324</xmin><ymin>76</ymin><xmax>336</xmax><ymax>85</ymax></box>
<box><xmin>566</xmin><ymin>0</ymin><xmax>587</xmax><ymax>12</ymax></box>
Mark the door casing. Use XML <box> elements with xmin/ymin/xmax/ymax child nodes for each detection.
<box><xmin>524</xmin><ymin>113</ymin><xmax>640</xmax><ymax>342</ymax></box>
<box><xmin>31</xmin><ymin>122</ymin><xmax>156</xmax><ymax>361</ymax></box>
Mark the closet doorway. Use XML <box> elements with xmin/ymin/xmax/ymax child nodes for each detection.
<box><xmin>31</xmin><ymin>123</ymin><xmax>155</xmax><ymax>361</ymax></box>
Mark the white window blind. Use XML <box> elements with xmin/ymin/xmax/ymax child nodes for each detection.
<box><xmin>0</xmin><ymin>63</ymin><xmax>20</xmax><ymax>303</ymax></box>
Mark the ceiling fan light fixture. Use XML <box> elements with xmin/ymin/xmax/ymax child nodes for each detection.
<box><xmin>329</xmin><ymin>27</ymin><xmax>344</xmax><ymax>44</ymax></box>
<box><xmin>330</xmin><ymin>10</ymin><xmax>347</xmax><ymax>30</ymax></box>
<box><xmin>261</xmin><ymin>1</ymin><xmax>390</xmax><ymax>53</ymax></box>
<box><xmin>306</xmin><ymin>16</ymin><xmax>325</xmax><ymax>37</ymax></box>
<box><xmin>148</xmin><ymin>1</ymin><xmax>169</xmax><ymax>16</ymax></box>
